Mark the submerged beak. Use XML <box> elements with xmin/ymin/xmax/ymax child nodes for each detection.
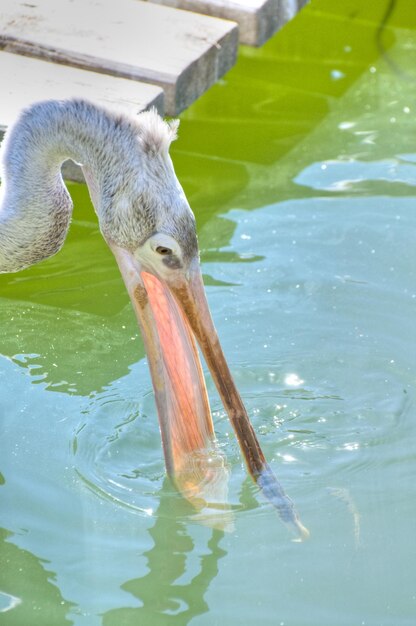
<box><xmin>111</xmin><ymin>244</ymin><xmax>308</xmax><ymax>539</ymax></box>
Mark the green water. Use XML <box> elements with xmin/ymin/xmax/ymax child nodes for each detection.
<box><xmin>1</xmin><ymin>1</ymin><xmax>416</xmax><ymax>624</ymax></box>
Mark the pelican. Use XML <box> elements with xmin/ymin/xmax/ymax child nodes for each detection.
<box><xmin>0</xmin><ymin>99</ymin><xmax>308</xmax><ymax>538</ymax></box>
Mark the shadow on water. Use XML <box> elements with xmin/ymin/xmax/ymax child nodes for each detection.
<box><xmin>103</xmin><ymin>483</ymin><xmax>227</xmax><ymax>626</ymax></box>
<box><xmin>0</xmin><ymin>528</ymin><xmax>75</xmax><ymax>626</ymax></box>
<box><xmin>97</xmin><ymin>477</ymin><xmax>272</xmax><ymax>626</ymax></box>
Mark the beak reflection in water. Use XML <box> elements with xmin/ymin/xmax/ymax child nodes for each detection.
<box><xmin>112</xmin><ymin>245</ymin><xmax>309</xmax><ymax>540</ymax></box>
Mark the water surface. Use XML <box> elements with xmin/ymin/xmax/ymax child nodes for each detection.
<box><xmin>1</xmin><ymin>1</ymin><xmax>416</xmax><ymax>624</ymax></box>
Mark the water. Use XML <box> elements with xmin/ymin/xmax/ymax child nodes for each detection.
<box><xmin>1</xmin><ymin>1</ymin><xmax>416</xmax><ymax>624</ymax></box>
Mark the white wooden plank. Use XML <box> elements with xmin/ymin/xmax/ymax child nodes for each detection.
<box><xmin>0</xmin><ymin>0</ymin><xmax>238</xmax><ymax>115</ymax></box>
<box><xmin>0</xmin><ymin>51</ymin><xmax>164</xmax><ymax>132</ymax></box>
<box><xmin>0</xmin><ymin>51</ymin><xmax>164</xmax><ymax>182</ymax></box>
<box><xmin>148</xmin><ymin>0</ymin><xmax>309</xmax><ymax>46</ymax></box>
<box><xmin>278</xmin><ymin>0</ymin><xmax>305</xmax><ymax>23</ymax></box>
<box><xmin>148</xmin><ymin>0</ymin><xmax>281</xmax><ymax>46</ymax></box>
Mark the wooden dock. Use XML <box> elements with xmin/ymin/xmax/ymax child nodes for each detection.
<box><xmin>0</xmin><ymin>0</ymin><xmax>308</xmax><ymax>153</ymax></box>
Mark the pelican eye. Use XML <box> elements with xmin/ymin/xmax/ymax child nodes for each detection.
<box><xmin>155</xmin><ymin>246</ymin><xmax>172</xmax><ymax>256</ymax></box>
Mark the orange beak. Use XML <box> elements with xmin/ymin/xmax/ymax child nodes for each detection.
<box><xmin>111</xmin><ymin>244</ymin><xmax>308</xmax><ymax>539</ymax></box>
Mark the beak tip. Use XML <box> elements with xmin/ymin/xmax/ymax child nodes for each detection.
<box><xmin>256</xmin><ymin>464</ymin><xmax>309</xmax><ymax>540</ymax></box>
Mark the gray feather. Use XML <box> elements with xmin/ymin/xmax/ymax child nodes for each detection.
<box><xmin>0</xmin><ymin>99</ymin><xmax>197</xmax><ymax>272</ymax></box>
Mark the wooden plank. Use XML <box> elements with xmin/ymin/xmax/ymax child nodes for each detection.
<box><xmin>0</xmin><ymin>51</ymin><xmax>164</xmax><ymax>131</ymax></box>
<box><xmin>0</xmin><ymin>0</ymin><xmax>238</xmax><ymax>115</ymax></box>
<box><xmin>148</xmin><ymin>0</ymin><xmax>310</xmax><ymax>46</ymax></box>
<box><xmin>148</xmin><ymin>0</ymin><xmax>281</xmax><ymax>46</ymax></box>
<box><xmin>279</xmin><ymin>0</ymin><xmax>309</xmax><ymax>21</ymax></box>
<box><xmin>0</xmin><ymin>51</ymin><xmax>164</xmax><ymax>182</ymax></box>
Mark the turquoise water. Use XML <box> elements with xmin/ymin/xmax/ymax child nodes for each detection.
<box><xmin>1</xmin><ymin>1</ymin><xmax>416</xmax><ymax>624</ymax></box>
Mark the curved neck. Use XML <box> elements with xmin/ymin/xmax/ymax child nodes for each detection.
<box><xmin>0</xmin><ymin>100</ymin><xmax>136</xmax><ymax>272</ymax></box>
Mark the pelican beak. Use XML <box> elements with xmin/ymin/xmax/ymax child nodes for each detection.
<box><xmin>111</xmin><ymin>244</ymin><xmax>308</xmax><ymax>539</ymax></box>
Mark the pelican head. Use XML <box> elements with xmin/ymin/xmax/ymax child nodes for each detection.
<box><xmin>92</xmin><ymin>108</ymin><xmax>239</xmax><ymax>499</ymax></box>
